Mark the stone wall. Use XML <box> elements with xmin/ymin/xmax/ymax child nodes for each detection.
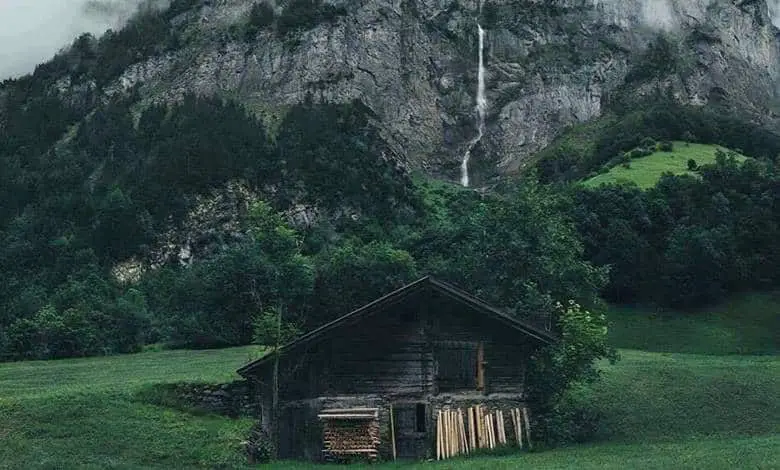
<box><xmin>139</xmin><ymin>380</ymin><xmax>262</xmax><ymax>418</ymax></box>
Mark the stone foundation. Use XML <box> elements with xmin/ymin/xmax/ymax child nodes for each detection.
<box><xmin>141</xmin><ymin>380</ymin><xmax>261</xmax><ymax>418</ymax></box>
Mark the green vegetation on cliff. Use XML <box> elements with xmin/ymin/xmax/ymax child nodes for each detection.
<box><xmin>536</xmin><ymin>99</ymin><xmax>780</xmax><ymax>184</ymax></box>
<box><xmin>583</xmin><ymin>142</ymin><xmax>747</xmax><ymax>189</ymax></box>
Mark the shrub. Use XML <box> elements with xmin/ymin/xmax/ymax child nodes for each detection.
<box><xmin>277</xmin><ymin>0</ymin><xmax>346</xmax><ymax>38</ymax></box>
<box><xmin>640</xmin><ymin>136</ymin><xmax>657</xmax><ymax>149</ymax></box>
<box><xmin>246</xmin><ymin>422</ymin><xmax>274</xmax><ymax>463</ymax></box>
<box><xmin>625</xmin><ymin>148</ymin><xmax>645</xmax><ymax>160</ymax></box>
<box><xmin>687</xmin><ymin>158</ymin><xmax>698</xmax><ymax>171</ymax></box>
<box><xmin>658</xmin><ymin>140</ymin><xmax>674</xmax><ymax>152</ymax></box>
<box><xmin>245</xmin><ymin>2</ymin><xmax>275</xmax><ymax>40</ymax></box>
<box><xmin>622</xmin><ymin>162</ymin><xmax>631</xmax><ymax>169</ymax></box>
<box><xmin>534</xmin><ymin>391</ymin><xmax>606</xmax><ymax>444</ymax></box>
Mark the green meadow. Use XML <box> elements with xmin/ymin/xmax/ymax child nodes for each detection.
<box><xmin>1</xmin><ymin>297</ymin><xmax>778</xmax><ymax>469</ymax></box>
<box><xmin>583</xmin><ymin>142</ymin><xmax>747</xmax><ymax>189</ymax></box>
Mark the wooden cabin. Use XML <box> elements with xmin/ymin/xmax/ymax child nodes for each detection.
<box><xmin>237</xmin><ymin>276</ymin><xmax>556</xmax><ymax>461</ymax></box>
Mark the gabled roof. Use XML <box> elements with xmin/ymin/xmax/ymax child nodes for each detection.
<box><xmin>237</xmin><ymin>276</ymin><xmax>557</xmax><ymax>378</ymax></box>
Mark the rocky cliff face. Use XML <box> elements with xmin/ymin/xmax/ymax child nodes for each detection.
<box><xmin>87</xmin><ymin>0</ymin><xmax>780</xmax><ymax>184</ymax></box>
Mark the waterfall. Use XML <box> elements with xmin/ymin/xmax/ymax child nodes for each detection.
<box><xmin>460</xmin><ymin>16</ymin><xmax>488</xmax><ymax>187</ymax></box>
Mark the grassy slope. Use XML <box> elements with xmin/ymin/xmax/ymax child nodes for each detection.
<box><xmin>0</xmin><ymin>347</ymin><xmax>263</xmax><ymax>470</ymax></box>
<box><xmin>608</xmin><ymin>292</ymin><xmax>780</xmax><ymax>355</ymax></box>
<box><xmin>1</xmin><ymin>298</ymin><xmax>779</xmax><ymax>469</ymax></box>
<box><xmin>583</xmin><ymin>142</ymin><xmax>747</xmax><ymax>189</ymax></box>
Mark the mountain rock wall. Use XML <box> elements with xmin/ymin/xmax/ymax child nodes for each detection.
<box><xmin>97</xmin><ymin>0</ymin><xmax>780</xmax><ymax>183</ymax></box>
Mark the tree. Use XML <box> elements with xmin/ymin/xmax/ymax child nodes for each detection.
<box><xmin>413</xmin><ymin>178</ymin><xmax>607</xmax><ymax>323</ymax></box>
<box><xmin>312</xmin><ymin>239</ymin><xmax>419</xmax><ymax>325</ymax></box>
<box><xmin>526</xmin><ymin>301</ymin><xmax>616</xmax><ymax>444</ymax></box>
<box><xmin>148</xmin><ymin>201</ymin><xmax>314</xmax><ymax>348</ymax></box>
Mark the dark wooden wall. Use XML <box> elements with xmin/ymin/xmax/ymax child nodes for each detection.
<box><xmin>275</xmin><ymin>289</ymin><xmax>532</xmax><ymax>403</ymax></box>
<box><xmin>279</xmin><ymin>293</ymin><xmax>433</xmax><ymax>399</ymax></box>
<box><xmin>427</xmin><ymin>291</ymin><xmax>532</xmax><ymax>395</ymax></box>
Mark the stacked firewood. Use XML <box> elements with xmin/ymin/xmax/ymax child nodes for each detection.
<box><xmin>318</xmin><ymin>408</ymin><xmax>380</xmax><ymax>462</ymax></box>
<box><xmin>436</xmin><ymin>406</ymin><xmax>532</xmax><ymax>460</ymax></box>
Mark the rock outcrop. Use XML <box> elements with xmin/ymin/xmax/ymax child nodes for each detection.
<box><xmin>85</xmin><ymin>0</ymin><xmax>780</xmax><ymax>183</ymax></box>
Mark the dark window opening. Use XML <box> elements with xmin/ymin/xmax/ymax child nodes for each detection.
<box><xmin>435</xmin><ymin>341</ymin><xmax>478</xmax><ymax>391</ymax></box>
<box><xmin>400</xmin><ymin>310</ymin><xmax>417</xmax><ymax>323</ymax></box>
<box><xmin>415</xmin><ymin>403</ymin><xmax>426</xmax><ymax>433</ymax></box>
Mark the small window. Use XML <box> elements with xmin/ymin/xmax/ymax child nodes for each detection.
<box><xmin>415</xmin><ymin>403</ymin><xmax>426</xmax><ymax>433</ymax></box>
<box><xmin>400</xmin><ymin>310</ymin><xmax>417</xmax><ymax>323</ymax></box>
<box><xmin>435</xmin><ymin>342</ymin><xmax>478</xmax><ymax>391</ymax></box>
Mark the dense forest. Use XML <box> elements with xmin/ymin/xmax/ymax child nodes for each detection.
<box><xmin>2</xmin><ymin>71</ymin><xmax>779</xmax><ymax>361</ymax></box>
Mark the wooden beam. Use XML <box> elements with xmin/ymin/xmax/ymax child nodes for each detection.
<box><xmin>522</xmin><ymin>407</ymin><xmax>532</xmax><ymax>450</ymax></box>
<box><xmin>476</xmin><ymin>341</ymin><xmax>485</xmax><ymax>391</ymax></box>
<box><xmin>436</xmin><ymin>409</ymin><xmax>442</xmax><ymax>460</ymax></box>
<box><xmin>389</xmin><ymin>404</ymin><xmax>397</xmax><ymax>461</ymax></box>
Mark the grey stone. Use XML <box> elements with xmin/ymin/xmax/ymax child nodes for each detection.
<box><xmin>74</xmin><ymin>0</ymin><xmax>780</xmax><ymax>183</ymax></box>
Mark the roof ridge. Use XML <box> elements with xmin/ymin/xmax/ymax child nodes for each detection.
<box><xmin>236</xmin><ymin>275</ymin><xmax>556</xmax><ymax>377</ymax></box>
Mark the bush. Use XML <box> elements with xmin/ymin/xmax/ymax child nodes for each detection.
<box><xmin>622</xmin><ymin>162</ymin><xmax>631</xmax><ymax>169</ymax></box>
<box><xmin>687</xmin><ymin>158</ymin><xmax>698</xmax><ymax>171</ymax></box>
<box><xmin>658</xmin><ymin>140</ymin><xmax>674</xmax><ymax>152</ymax></box>
<box><xmin>534</xmin><ymin>392</ymin><xmax>606</xmax><ymax>445</ymax></box>
<box><xmin>640</xmin><ymin>137</ymin><xmax>657</xmax><ymax>149</ymax></box>
<box><xmin>625</xmin><ymin>148</ymin><xmax>652</xmax><ymax>160</ymax></box>
<box><xmin>245</xmin><ymin>2</ymin><xmax>275</xmax><ymax>40</ymax></box>
<box><xmin>277</xmin><ymin>0</ymin><xmax>346</xmax><ymax>38</ymax></box>
<box><xmin>246</xmin><ymin>422</ymin><xmax>274</xmax><ymax>463</ymax></box>
<box><xmin>250</xmin><ymin>2</ymin><xmax>275</xmax><ymax>27</ymax></box>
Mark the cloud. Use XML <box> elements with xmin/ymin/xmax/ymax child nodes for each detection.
<box><xmin>768</xmin><ymin>0</ymin><xmax>780</xmax><ymax>27</ymax></box>
<box><xmin>0</xmin><ymin>0</ymin><xmax>161</xmax><ymax>80</ymax></box>
<box><xmin>640</xmin><ymin>0</ymin><xmax>677</xmax><ymax>31</ymax></box>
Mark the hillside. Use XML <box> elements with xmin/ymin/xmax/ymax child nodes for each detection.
<box><xmin>1</xmin><ymin>296</ymin><xmax>778</xmax><ymax>469</ymax></box>
<box><xmin>582</xmin><ymin>142</ymin><xmax>748</xmax><ymax>189</ymax></box>
<box><xmin>607</xmin><ymin>292</ymin><xmax>780</xmax><ymax>355</ymax></box>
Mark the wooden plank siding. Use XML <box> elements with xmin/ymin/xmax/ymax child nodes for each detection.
<box><xmin>240</xmin><ymin>277</ymin><xmax>556</xmax><ymax>461</ymax></box>
<box><xmin>275</xmin><ymin>289</ymin><xmax>530</xmax><ymax>402</ymax></box>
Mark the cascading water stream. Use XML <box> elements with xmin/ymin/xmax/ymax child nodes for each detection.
<box><xmin>460</xmin><ymin>12</ymin><xmax>487</xmax><ymax>187</ymax></box>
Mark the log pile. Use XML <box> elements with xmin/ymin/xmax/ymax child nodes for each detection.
<box><xmin>436</xmin><ymin>406</ymin><xmax>532</xmax><ymax>460</ymax></box>
<box><xmin>318</xmin><ymin>408</ymin><xmax>380</xmax><ymax>462</ymax></box>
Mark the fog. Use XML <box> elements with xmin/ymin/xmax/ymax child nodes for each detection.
<box><xmin>1</xmin><ymin>0</ymin><xmax>780</xmax><ymax>81</ymax></box>
<box><xmin>0</xmin><ymin>0</ymin><xmax>159</xmax><ymax>80</ymax></box>
<box><xmin>768</xmin><ymin>0</ymin><xmax>780</xmax><ymax>27</ymax></box>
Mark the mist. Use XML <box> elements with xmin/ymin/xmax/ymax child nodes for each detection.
<box><xmin>768</xmin><ymin>0</ymin><xmax>780</xmax><ymax>27</ymax></box>
<box><xmin>0</xmin><ymin>0</ymin><xmax>160</xmax><ymax>80</ymax></box>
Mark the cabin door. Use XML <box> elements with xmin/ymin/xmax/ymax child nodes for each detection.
<box><xmin>392</xmin><ymin>403</ymin><xmax>429</xmax><ymax>459</ymax></box>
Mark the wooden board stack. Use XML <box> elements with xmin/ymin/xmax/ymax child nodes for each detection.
<box><xmin>318</xmin><ymin>408</ymin><xmax>380</xmax><ymax>462</ymax></box>
<box><xmin>436</xmin><ymin>406</ymin><xmax>533</xmax><ymax>460</ymax></box>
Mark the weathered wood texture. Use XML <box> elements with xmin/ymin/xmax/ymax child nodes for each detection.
<box><xmin>261</xmin><ymin>287</ymin><xmax>541</xmax><ymax>461</ymax></box>
<box><xmin>275</xmin><ymin>290</ymin><xmax>531</xmax><ymax>402</ymax></box>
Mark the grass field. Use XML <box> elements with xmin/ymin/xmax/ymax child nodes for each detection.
<box><xmin>0</xmin><ymin>347</ymin><xmax>263</xmax><ymax>469</ymax></box>
<box><xmin>607</xmin><ymin>291</ymin><xmax>780</xmax><ymax>355</ymax></box>
<box><xmin>583</xmin><ymin>142</ymin><xmax>747</xmax><ymax>189</ymax></box>
<box><xmin>1</xmin><ymin>298</ymin><xmax>778</xmax><ymax>469</ymax></box>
